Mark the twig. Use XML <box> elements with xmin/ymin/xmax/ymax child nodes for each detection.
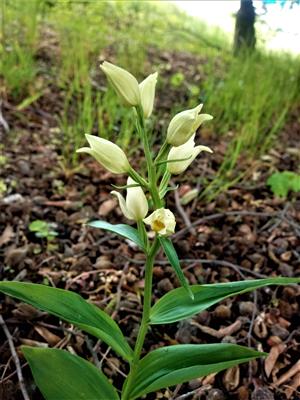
<box><xmin>173</xmin><ymin>184</ymin><xmax>196</xmax><ymax>236</ymax></box>
<box><xmin>123</xmin><ymin>255</ymin><xmax>267</xmax><ymax>279</ymax></box>
<box><xmin>172</xmin><ymin>209</ymin><xmax>296</xmax><ymax>240</ymax></box>
<box><xmin>85</xmin><ymin>336</ymin><xmax>102</xmax><ymax>369</ymax></box>
<box><xmin>247</xmin><ymin>290</ymin><xmax>258</xmax><ymax>382</ymax></box>
<box><xmin>0</xmin><ymin>315</ymin><xmax>30</xmax><ymax>400</ymax></box>
<box><xmin>113</xmin><ymin>262</ymin><xmax>130</xmax><ymax>316</ymax></box>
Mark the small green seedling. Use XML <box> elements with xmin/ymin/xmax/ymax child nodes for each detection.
<box><xmin>29</xmin><ymin>220</ymin><xmax>58</xmax><ymax>240</ymax></box>
<box><xmin>267</xmin><ymin>171</ymin><xmax>300</xmax><ymax>198</ymax></box>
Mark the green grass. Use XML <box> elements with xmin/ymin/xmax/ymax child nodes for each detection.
<box><xmin>2</xmin><ymin>0</ymin><xmax>300</xmax><ymax>194</ymax></box>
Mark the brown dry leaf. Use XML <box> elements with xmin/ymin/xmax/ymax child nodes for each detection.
<box><xmin>19</xmin><ymin>338</ymin><xmax>49</xmax><ymax>348</ymax></box>
<box><xmin>202</xmin><ymin>373</ymin><xmax>217</xmax><ymax>385</ymax></box>
<box><xmin>0</xmin><ymin>225</ymin><xmax>14</xmax><ymax>247</ymax></box>
<box><xmin>223</xmin><ymin>365</ymin><xmax>240</xmax><ymax>391</ymax></box>
<box><xmin>273</xmin><ymin>360</ymin><xmax>300</xmax><ymax>387</ymax></box>
<box><xmin>98</xmin><ymin>198</ymin><xmax>117</xmax><ymax>216</ymax></box>
<box><xmin>191</xmin><ymin>319</ymin><xmax>242</xmax><ymax>338</ymax></box>
<box><xmin>264</xmin><ymin>343</ymin><xmax>286</xmax><ymax>378</ymax></box>
<box><xmin>4</xmin><ymin>246</ymin><xmax>28</xmax><ymax>268</ymax></box>
<box><xmin>12</xmin><ymin>303</ymin><xmax>44</xmax><ymax>320</ymax></box>
<box><xmin>253</xmin><ymin>313</ymin><xmax>268</xmax><ymax>338</ymax></box>
<box><xmin>285</xmin><ymin>372</ymin><xmax>300</xmax><ymax>399</ymax></box>
<box><xmin>34</xmin><ymin>325</ymin><xmax>61</xmax><ymax>346</ymax></box>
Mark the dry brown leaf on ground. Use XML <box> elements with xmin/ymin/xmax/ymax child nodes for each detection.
<box><xmin>223</xmin><ymin>365</ymin><xmax>240</xmax><ymax>391</ymax></box>
<box><xmin>264</xmin><ymin>343</ymin><xmax>287</xmax><ymax>378</ymax></box>
<box><xmin>0</xmin><ymin>225</ymin><xmax>14</xmax><ymax>247</ymax></box>
<box><xmin>98</xmin><ymin>198</ymin><xmax>117</xmax><ymax>216</ymax></box>
<box><xmin>191</xmin><ymin>319</ymin><xmax>242</xmax><ymax>338</ymax></box>
<box><xmin>284</xmin><ymin>371</ymin><xmax>300</xmax><ymax>399</ymax></box>
<box><xmin>34</xmin><ymin>325</ymin><xmax>61</xmax><ymax>346</ymax></box>
<box><xmin>273</xmin><ymin>360</ymin><xmax>300</xmax><ymax>387</ymax></box>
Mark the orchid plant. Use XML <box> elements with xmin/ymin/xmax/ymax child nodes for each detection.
<box><xmin>1</xmin><ymin>62</ymin><xmax>299</xmax><ymax>400</ymax></box>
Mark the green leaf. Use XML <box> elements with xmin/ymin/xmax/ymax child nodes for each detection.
<box><xmin>128</xmin><ymin>344</ymin><xmax>266</xmax><ymax>399</ymax></box>
<box><xmin>150</xmin><ymin>277</ymin><xmax>300</xmax><ymax>324</ymax></box>
<box><xmin>267</xmin><ymin>171</ymin><xmax>300</xmax><ymax>198</ymax></box>
<box><xmin>88</xmin><ymin>220</ymin><xmax>145</xmax><ymax>250</ymax></box>
<box><xmin>0</xmin><ymin>282</ymin><xmax>133</xmax><ymax>361</ymax></box>
<box><xmin>22</xmin><ymin>346</ymin><xmax>119</xmax><ymax>400</ymax></box>
<box><xmin>159</xmin><ymin>237</ymin><xmax>194</xmax><ymax>300</ymax></box>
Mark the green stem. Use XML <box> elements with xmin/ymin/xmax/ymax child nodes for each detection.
<box><xmin>136</xmin><ymin>107</ymin><xmax>162</xmax><ymax>208</ymax></box>
<box><xmin>128</xmin><ymin>167</ymin><xmax>149</xmax><ymax>189</ymax></box>
<box><xmin>121</xmin><ymin>238</ymin><xmax>160</xmax><ymax>400</ymax></box>
<box><xmin>137</xmin><ymin>220</ymin><xmax>149</xmax><ymax>252</ymax></box>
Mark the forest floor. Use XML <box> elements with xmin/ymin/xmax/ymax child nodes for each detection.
<box><xmin>0</xmin><ymin>50</ymin><xmax>300</xmax><ymax>400</ymax></box>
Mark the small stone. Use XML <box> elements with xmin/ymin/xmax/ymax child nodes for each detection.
<box><xmin>282</xmin><ymin>286</ymin><xmax>298</xmax><ymax>300</ymax></box>
<box><xmin>221</xmin><ymin>335</ymin><xmax>236</xmax><ymax>344</ymax></box>
<box><xmin>94</xmin><ymin>255</ymin><xmax>112</xmax><ymax>269</ymax></box>
<box><xmin>157</xmin><ymin>278</ymin><xmax>173</xmax><ymax>293</ymax></box>
<box><xmin>188</xmin><ymin>378</ymin><xmax>202</xmax><ymax>390</ymax></box>
<box><xmin>196</xmin><ymin>310</ymin><xmax>210</xmax><ymax>324</ymax></box>
<box><xmin>270</xmin><ymin>324</ymin><xmax>289</xmax><ymax>340</ymax></box>
<box><xmin>153</xmin><ymin>266</ymin><xmax>164</xmax><ymax>278</ymax></box>
<box><xmin>17</xmin><ymin>160</ymin><xmax>32</xmax><ymax>176</ymax></box>
<box><xmin>220</xmin><ymin>267</ymin><xmax>231</xmax><ymax>278</ymax></box>
<box><xmin>278</xmin><ymin>263</ymin><xmax>293</xmax><ymax>277</ymax></box>
<box><xmin>55</xmin><ymin>210</ymin><xmax>68</xmax><ymax>223</ymax></box>
<box><xmin>175</xmin><ymin>320</ymin><xmax>197</xmax><ymax>344</ymax></box>
<box><xmin>251</xmin><ymin>387</ymin><xmax>274</xmax><ymax>400</ymax></box>
<box><xmin>239</xmin><ymin>301</ymin><xmax>256</xmax><ymax>316</ymax></box>
<box><xmin>207</xmin><ymin>388</ymin><xmax>225</xmax><ymax>400</ymax></box>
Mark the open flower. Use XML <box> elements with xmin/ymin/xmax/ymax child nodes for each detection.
<box><xmin>139</xmin><ymin>72</ymin><xmax>158</xmax><ymax>118</ymax></box>
<box><xmin>167</xmin><ymin>134</ymin><xmax>213</xmax><ymax>175</ymax></box>
<box><xmin>166</xmin><ymin>104</ymin><xmax>213</xmax><ymax>147</ymax></box>
<box><xmin>143</xmin><ymin>208</ymin><xmax>176</xmax><ymax>236</ymax></box>
<box><xmin>111</xmin><ymin>177</ymin><xmax>148</xmax><ymax>221</ymax></box>
<box><xmin>77</xmin><ymin>134</ymin><xmax>130</xmax><ymax>174</ymax></box>
<box><xmin>100</xmin><ymin>61</ymin><xmax>141</xmax><ymax>107</ymax></box>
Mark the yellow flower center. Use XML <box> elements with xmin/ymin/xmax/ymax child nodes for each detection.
<box><xmin>152</xmin><ymin>219</ymin><xmax>165</xmax><ymax>232</ymax></box>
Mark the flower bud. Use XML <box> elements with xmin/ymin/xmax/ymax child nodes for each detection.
<box><xmin>77</xmin><ymin>134</ymin><xmax>130</xmax><ymax>174</ymax></box>
<box><xmin>111</xmin><ymin>177</ymin><xmax>148</xmax><ymax>221</ymax></box>
<box><xmin>167</xmin><ymin>104</ymin><xmax>213</xmax><ymax>147</ymax></box>
<box><xmin>139</xmin><ymin>72</ymin><xmax>158</xmax><ymax>118</ymax></box>
<box><xmin>100</xmin><ymin>61</ymin><xmax>141</xmax><ymax>107</ymax></box>
<box><xmin>167</xmin><ymin>134</ymin><xmax>212</xmax><ymax>175</ymax></box>
<box><xmin>143</xmin><ymin>208</ymin><xmax>176</xmax><ymax>236</ymax></box>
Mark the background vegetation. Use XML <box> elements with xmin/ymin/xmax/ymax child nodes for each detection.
<box><xmin>1</xmin><ymin>0</ymin><xmax>300</xmax><ymax>199</ymax></box>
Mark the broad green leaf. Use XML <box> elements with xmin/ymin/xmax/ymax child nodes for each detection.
<box><xmin>22</xmin><ymin>346</ymin><xmax>119</xmax><ymax>400</ymax></box>
<box><xmin>150</xmin><ymin>277</ymin><xmax>300</xmax><ymax>324</ymax></box>
<box><xmin>128</xmin><ymin>344</ymin><xmax>266</xmax><ymax>399</ymax></box>
<box><xmin>88</xmin><ymin>220</ymin><xmax>145</xmax><ymax>250</ymax></box>
<box><xmin>0</xmin><ymin>282</ymin><xmax>133</xmax><ymax>361</ymax></box>
<box><xmin>159</xmin><ymin>237</ymin><xmax>194</xmax><ymax>300</ymax></box>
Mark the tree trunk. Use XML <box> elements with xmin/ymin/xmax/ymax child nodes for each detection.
<box><xmin>234</xmin><ymin>0</ymin><xmax>256</xmax><ymax>55</ymax></box>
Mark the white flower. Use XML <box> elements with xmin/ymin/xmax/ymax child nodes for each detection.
<box><xmin>100</xmin><ymin>61</ymin><xmax>141</xmax><ymax>107</ymax></box>
<box><xmin>166</xmin><ymin>104</ymin><xmax>213</xmax><ymax>147</ymax></box>
<box><xmin>167</xmin><ymin>134</ymin><xmax>213</xmax><ymax>175</ymax></box>
<box><xmin>77</xmin><ymin>134</ymin><xmax>130</xmax><ymax>174</ymax></box>
<box><xmin>143</xmin><ymin>208</ymin><xmax>176</xmax><ymax>236</ymax></box>
<box><xmin>139</xmin><ymin>72</ymin><xmax>158</xmax><ymax>118</ymax></box>
<box><xmin>111</xmin><ymin>177</ymin><xmax>148</xmax><ymax>221</ymax></box>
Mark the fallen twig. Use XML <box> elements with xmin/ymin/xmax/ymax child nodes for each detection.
<box><xmin>173</xmin><ymin>185</ymin><xmax>196</xmax><ymax>236</ymax></box>
<box><xmin>173</xmin><ymin>209</ymin><xmax>299</xmax><ymax>240</ymax></box>
<box><xmin>0</xmin><ymin>315</ymin><xmax>30</xmax><ymax>400</ymax></box>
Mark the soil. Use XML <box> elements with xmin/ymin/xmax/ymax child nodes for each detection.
<box><xmin>0</xmin><ymin>50</ymin><xmax>300</xmax><ymax>400</ymax></box>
